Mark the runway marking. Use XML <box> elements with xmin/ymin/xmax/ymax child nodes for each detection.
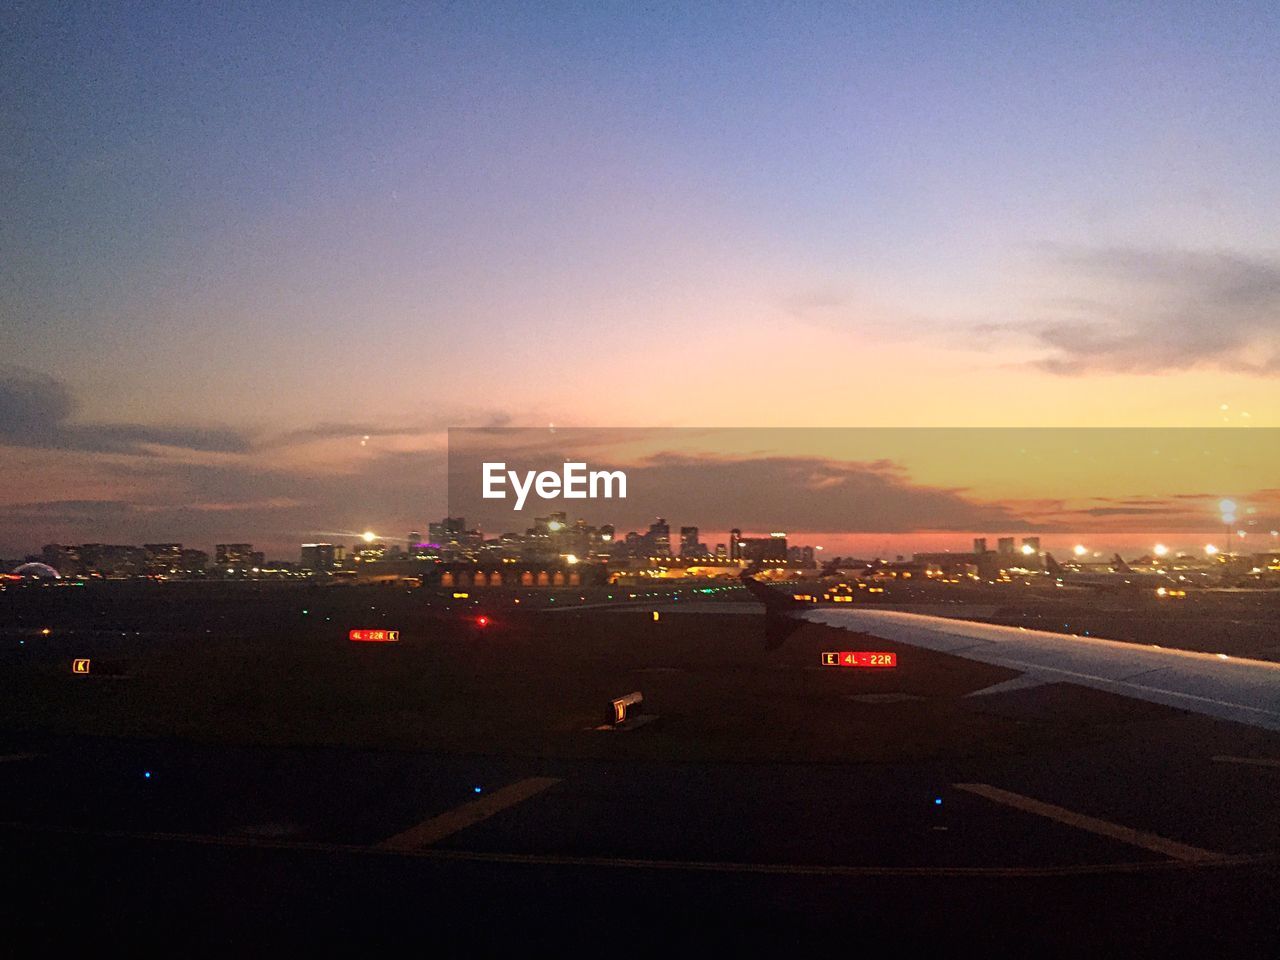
<box><xmin>954</xmin><ymin>783</ymin><xmax>1219</xmax><ymax>862</ymax></box>
<box><xmin>1213</xmin><ymin>755</ymin><xmax>1280</xmax><ymax>770</ymax></box>
<box><xmin>0</xmin><ymin>753</ymin><xmax>39</xmax><ymax>764</ymax></box>
<box><xmin>0</xmin><ymin>820</ymin><xmax>1265</xmax><ymax>878</ymax></box>
<box><xmin>378</xmin><ymin>777</ymin><xmax>561</xmax><ymax>850</ymax></box>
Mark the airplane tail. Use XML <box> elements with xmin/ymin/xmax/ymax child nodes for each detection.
<box><xmin>1044</xmin><ymin>552</ymin><xmax>1064</xmax><ymax>577</ymax></box>
<box><xmin>1112</xmin><ymin>553</ymin><xmax>1133</xmax><ymax>574</ymax></box>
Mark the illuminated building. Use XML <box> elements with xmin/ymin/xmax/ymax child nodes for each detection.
<box><xmin>300</xmin><ymin>543</ymin><xmax>339</xmax><ymax>570</ymax></box>
<box><xmin>679</xmin><ymin>526</ymin><xmax>707</xmax><ymax>558</ymax></box>
<box><xmin>739</xmin><ymin>534</ymin><xmax>787</xmax><ymax>563</ymax></box>
<box><xmin>354</xmin><ymin>540</ymin><xmax>387</xmax><ymax>563</ymax></box>
<box><xmin>729</xmin><ymin>528</ymin><xmax>742</xmax><ymax>561</ymax></box>
<box><xmin>216</xmin><ymin>543</ymin><xmax>263</xmax><ymax>571</ymax></box>
<box><xmin>787</xmin><ymin>545</ymin><xmax>816</xmax><ymax>566</ymax></box>
<box><xmin>80</xmin><ymin>544</ymin><xmax>147</xmax><ymax>577</ymax></box>
<box><xmin>429</xmin><ymin>517</ymin><xmax>467</xmax><ymax>548</ymax></box>
<box><xmin>40</xmin><ymin>544</ymin><xmax>84</xmax><ymax>576</ymax></box>
<box><xmin>143</xmin><ymin>543</ymin><xmax>184</xmax><ymax>575</ymax></box>
<box><xmin>647</xmin><ymin>518</ymin><xmax>671</xmax><ymax>557</ymax></box>
<box><xmin>180</xmin><ymin>548</ymin><xmax>209</xmax><ymax>574</ymax></box>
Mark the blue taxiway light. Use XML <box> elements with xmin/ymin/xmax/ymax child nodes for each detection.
<box><xmin>144</xmin><ymin>771</ymin><xmax>152</xmax><ymax>780</ymax></box>
<box><xmin>934</xmin><ymin>797</ymin><xmax>942</xmax><ymax>805</ymax></box>
<box><xmin>473</xmin><ymin>786</ymin><xmax>483</xmax><ymax>794</ymax></box>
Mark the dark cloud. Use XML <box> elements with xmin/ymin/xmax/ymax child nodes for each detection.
<box><xmin>450</xmin><ymin>449</ymin><xmax>1036</xmax><ymax>535</ymax></box>
<box><xmin>0</xmin><ymin>443</ymin><xmax>450</xmax><ymax>555</ymax></box>
<box><xmin>0</xmin><ymin>366</ymin><xmax>251</xmax><ymax>454</ymax></box>
<box><xmin>1028</xmin><ymin>248</ymin><xmax>1280</xmax><ymax>376</ymax></box>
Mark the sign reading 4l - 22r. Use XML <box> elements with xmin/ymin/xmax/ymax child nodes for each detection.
<box><xmin>821</xmin><ymin>651</ymin><xmax>897</xmax><ymax>668</ymax></box>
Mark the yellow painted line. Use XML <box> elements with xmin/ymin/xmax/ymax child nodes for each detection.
<box><xmin>378</xmin><ymin>777</ymin><xmax>562</xmax><ymax>850</ymax></box>
<box><xmin>954</xmin><ymin>783</ymin><xmax>1219</xmax><ymax>862</ymax></box>
<box><xmin>1213</xmin><ymin>755</ymin><xmax>1280</xmax><ymax>769</ymax></box>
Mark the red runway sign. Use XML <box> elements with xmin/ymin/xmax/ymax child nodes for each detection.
<box><xmin>821</xmin><ymin>651</ymin><xmax>897</xmax><ymax>668</ymax></box>
<box><xmin>349</xmin><ymin>629</ymin><xmax>400</xmax><ymax>642</ymax></box>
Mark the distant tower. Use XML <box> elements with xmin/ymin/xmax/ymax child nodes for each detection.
<box><xmin>679</xmin><ymin>526</ymin><xmax>701</xmax><ymax>558</ymax></box>
<box><xmin>648</xmin><ymin>518</ymin><xmax>670</xmax><ymax>557</ymax></box>
<box><xmin>729</xmin><ymin>528</ymin><xmax>742</xmax><ymax>561</ymax></box>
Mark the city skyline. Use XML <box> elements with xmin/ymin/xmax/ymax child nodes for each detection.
<box><xmin>5</xmin><ymin>4</ymin><xmax>1280</xmax><ymax>553</ymax></box>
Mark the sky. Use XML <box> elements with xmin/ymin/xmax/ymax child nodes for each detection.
<box><xmin>3</xmin><ymin>2</ymin><xmax>1279</xmax><ymax>556</ymax></box>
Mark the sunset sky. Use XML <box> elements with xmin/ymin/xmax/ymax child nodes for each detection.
<box><xmin>3</xmin><ymin>2</ymin><xmax>1279</xmax><ymax>556</ymax></box>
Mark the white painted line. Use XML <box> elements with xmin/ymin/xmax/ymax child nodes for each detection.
<box><xmin>1212</xmin><ymin>755</ymin><xmax>1280</xmax><ymax>769</ymax></box>
<box><xmin>954</xmin><ymin>782</ymin><xmax>1219</xmax><ymax>862</ymax></box>
<box><xmin>0</xmin><ymin>753</ymin><xmax>39</xmax><ymax>764</ymax></box>
<box><xmin>0</xmin><ymin>820</ymin><xmax>1256</xmax><ymax>877</ymax></box>
<box><xmin>378</xmin><ymin>777</ymin><xmax>562</xmax><ymax>850</ymax></box>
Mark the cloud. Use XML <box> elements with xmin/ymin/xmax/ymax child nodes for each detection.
<box><xmin>0</xmin><ymin>366</ymin><xmax>251</xmax><ymax>455</ymax></box>
<box><xmin>1027</xmin><ymin>248</ymin><xmax>1280</xmax><ymax>376</ymax></box>
<box><xmin>275</xmin><ymin>411</ymin><xmax>511</xmax><ymax>445</ymax></box>
<box><xmin>449</xmin><ymin>448</ymin><xmax>1036</xmax><ymax>534</ymax></box>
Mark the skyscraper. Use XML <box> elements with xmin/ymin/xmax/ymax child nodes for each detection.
<box><xmin>647</xmin><ymin>518</ymin><xmax>670</xmax><ymax>557</ymax></box>
<box><xmin>679</xmin><ymin>526</ymin><xmax>704</xmax><ymax>558</ymax></box>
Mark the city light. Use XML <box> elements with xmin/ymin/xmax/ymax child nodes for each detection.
<box><xmin>361</xmin><ymin>531</ymin><xmax>377</xmax><ymax>543</ymax></box>
<box><xmin>1021</xmin><ymin>544</ymin><xmax>1036</xmax><ymax>556</ymax></box>
<box><xmin>1073</xmin><ymin>544</ymin><xmax>1087</xmax><ymax>557</ymax></box>
<box><xmin>1205</xmin><ymin>544</ymin><xmax>1219</xmax><ymax>556</ymax></box>
<box><xmin>1154</xmin><ymin>543</ymin><xmax>1169</xmax><ymax>557</ymax></box>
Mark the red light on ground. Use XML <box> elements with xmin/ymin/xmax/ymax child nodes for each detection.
<box><xmin>476</xmin><ymin>616</ymin><xmax>490</xmax><ymax>627</ymax></box>
<box><xmin>820</xmin><ymin>651</ymin><xmax>897</xmax><ymax>668</ymax></box>
<box><xmin>349</xmin><ymin>629</ymin><xmax>400</xmax><ymax>642</ymax></box>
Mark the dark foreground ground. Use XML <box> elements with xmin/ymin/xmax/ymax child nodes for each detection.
<box><xmin>2</xmin><ymin>583</ymin><xmax>1278</xmax><ymax>952</ymax></box>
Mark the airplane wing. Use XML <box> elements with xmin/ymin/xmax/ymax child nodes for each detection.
<box><xmin>804</xmin><ymin>607</ymin><xmax>1280</xmax><ymax>732</ymax></box>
